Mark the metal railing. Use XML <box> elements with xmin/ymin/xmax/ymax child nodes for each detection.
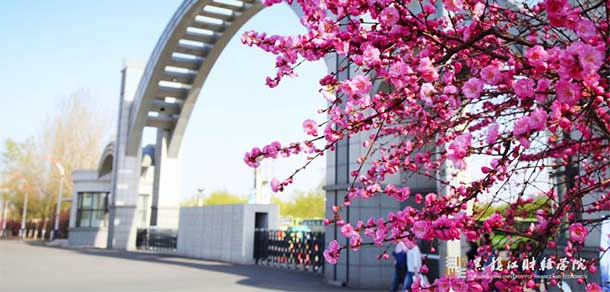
<box><xmin>254</xmin><ymin>229</ymin><xmax>324</xmax><ymax>273</ymax></box>
<box><xmin>136</xmin><ymin>227</ymin><xmax>177</xmax><ymax>251</ymax></box>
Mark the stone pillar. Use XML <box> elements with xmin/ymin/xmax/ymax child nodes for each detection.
<box><xmin>321</xmin><ymin>55</ymin><xmax>454</xmax><ymax>288</ymax></box>
<box><xmin>150</xmin><ymin>129</ymin><xmax>181</xmax><ymax>228</ymax></box>
<box><xmin>322</xmin><ymin>51</ymin><xmax>405</xmax><ymax>289</ymax></box>
<box><xmin>253</xmin><ymin>161</ymin><xmax>272</xmax><ymax>204</ymax></box>
<box><xmin>107</xmin><ymin>61</ymin><xmax>145</xmax><ymax>250</ymax></box>
<box><xmin>323</xmin><ymin>52</ymin><xmax>350</xmax><ymax>287</ymax></box>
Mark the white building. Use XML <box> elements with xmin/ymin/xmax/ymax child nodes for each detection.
<box><xmin>68</xmin><ymin>142</ymin><xmax>156</xmax><ymax>248</ymax></box>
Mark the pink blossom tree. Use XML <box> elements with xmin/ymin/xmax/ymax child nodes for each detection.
<box><xmin>242</xmin><ymin>0</ymin><xmax>609</xmax><ymax>290</ymax></box>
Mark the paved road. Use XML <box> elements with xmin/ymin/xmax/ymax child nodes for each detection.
<box><xmin>0</xmin><ymin>240</ymin><xmax>358</xmax><ymax>292</ymax></box>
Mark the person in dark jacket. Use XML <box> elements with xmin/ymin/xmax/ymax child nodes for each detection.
<box><xmin>391</xmin><ymin>241</ymin><xmax>408</xmax><ymax>292</ymax></box>
<box><xmin>466</xmin><ymin>240</ymin><xmax>478</xmax><ymax>268</ymax></box>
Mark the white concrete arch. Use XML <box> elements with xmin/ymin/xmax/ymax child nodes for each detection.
<box><xmin>126</xmin><ymin>0</ymin><xmax>314</xmax><ymax>159</ymax></box>
<box><xmin>109</xmin><ymin>0</ymin><xmax>334</xmax><ymax>250</ymax></box>
<box><xmin>98</xmin><ymin>142</ymin><xmax>115</xmax><ymax>178</ymax></box>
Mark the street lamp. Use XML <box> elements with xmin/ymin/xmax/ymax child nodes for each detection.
<box><xmin>45</xmin><ymin>156</ymin><xmax>65</xmax><ymax>241</ymax></box>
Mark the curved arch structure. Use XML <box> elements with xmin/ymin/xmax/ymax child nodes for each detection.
<box><xmin>97</xmin><ymin>142</ymin><xmax>115</xmax><ymax>178</ymax></box>
<box><xmin>126</xmin><ymin>0</ymin><xmax>267</xmax><ymax>158</ymax></box>
<box><xmin>108</xmin><ymin>0</ymin><xmax>320</xmax><ymax>252</ymax></box>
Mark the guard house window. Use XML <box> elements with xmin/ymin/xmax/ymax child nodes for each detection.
<box><xmin>76</xmin><ymin>192</ymin><xmax>108</xmax><ymax>227</ymax></box>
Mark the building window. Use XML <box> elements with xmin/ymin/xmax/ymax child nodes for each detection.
<box><xmin>76</xmin><ymin>192</ymin><xmax>108</xmax><ymax>228</ymax></box>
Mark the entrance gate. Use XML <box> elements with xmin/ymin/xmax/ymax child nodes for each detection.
<box><xmin>254</xmin><ymin>229</ymin><xmax>324</xmax><ymax>273</ymax></box>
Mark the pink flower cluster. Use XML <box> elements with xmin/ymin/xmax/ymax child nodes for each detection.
<box><xmin>461</xmin><ymin>78</ymin><xmax>483</xmax><ymax>99</ymax></box>
<box><xmin>558</xmin><ymin>42</ymin><xmax>604</xmax><ymax>87</ymax></box>
<box><xmin>323</xmin><ymin>240</ymin><xmax>340</xmax><ymax>264</ymax></box>
<box><xmin>568</xmin><ymin>223</ymin><xmax>588</xmax><ymax>244</ymax></box>
<box><xmin>512</xmin><ymin>107</ymin><xmax>547</xmax><ymax>148</ymax></box>
<box><xmin>447</xmin><ymin>133</ymin><xmax>471</xmax><ymax>170</ymax></box>
<box><xmin>242</xmin><ymin>0</ymin><xmax>610</xmax><ymax>289</ymax></box>
<box><xmin>302</xmin><ymin>119</ymin><xmax>318</xmax><ymax>136</ymax></box>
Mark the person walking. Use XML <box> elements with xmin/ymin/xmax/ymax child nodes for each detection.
<box><xmin>466</xmin><ymin>240</ymin><xmax>478</xmax><ymax>268</ymax></box>
<box><xmin>391</xmin><ymin>241</ymin><xmax>408</xmax><ymax>292</ymax></box>
<box><xmin>402</xmin><ymin>242</ymin><xmax>422</xmax><ymax>291</ymax></box>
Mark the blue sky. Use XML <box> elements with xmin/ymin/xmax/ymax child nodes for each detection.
<box><xmin>0</xmin><ymin>1</ymin><xmax>327</xmax><ymax>200</ymax></box>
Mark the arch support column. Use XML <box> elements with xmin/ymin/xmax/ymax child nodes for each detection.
<box><xmin>107</xmin><ymin>62</ymin><xmax>145</xmax><ymax>250</ymax></box>
<box><xmin>150</xmin><ymin>129</ymin><xmax>181</xmax><ymax>228</ymax></box>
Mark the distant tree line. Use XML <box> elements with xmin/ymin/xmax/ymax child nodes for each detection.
<box><xmin>181</xmin><ymin>187</ymin><xmax>325</xmax><ymax>219</ymax></box>
<box><xmin>1</xmin><ymin>91</ymin><xmax>109</xmax><ymax>237</ymax></box>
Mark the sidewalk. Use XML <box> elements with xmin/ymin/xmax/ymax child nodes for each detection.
<box><xmin>0</xmin><ymin>240</ymin><xmax>362</xmax><ymax>292</ymax></box>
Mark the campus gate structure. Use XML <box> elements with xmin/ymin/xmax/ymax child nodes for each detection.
<box><xmin>96</xmin><ymin>0</ymin><xmax>459</xmax><ymax>289</ymax></box>
<box><xmin>106</xmin><ymin>0</ymin><xmax>329</xmax><ymax>252</ymax></box>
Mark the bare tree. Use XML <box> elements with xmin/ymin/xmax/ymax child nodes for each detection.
<box><xmin>1</xmin><ymin>91</ymin><xmax>110</xmax><ymax>235</ymax></box>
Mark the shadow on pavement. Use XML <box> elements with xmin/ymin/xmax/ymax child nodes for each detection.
<box><xmin>27</xmin><ymin>241</ymin><xmax>360</xmax><ymax>292</ymax></box>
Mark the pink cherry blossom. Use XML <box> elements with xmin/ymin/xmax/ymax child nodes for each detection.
<box><xmin>422</xmin><ymin>4</ymin><xmax>436</xmax><ymax>15</ymax></box>
<box><xmin>461</xmin><ymin>78</ymin><xmax>483</xmax><ymax>99</ymax></box>
<box><xmin>402</xmin><ymin>238</ymin><xmax>416</xmax><ymax>249</ymax></box>
<box><xmin>270</xmin><ymin>177</ymin><xmax>281</xmax><ymax>192</ymax></box>
<box><xmin>569</xmin><ymin>223</ymin><xmax>588</xmax><ymax>244</ymax></box>
<box><xmin>483</xmin><ymin>213</ymin><xmax>504</xmax><ymax>231</ymax></box>
<box><xmin>262</xmin><ymin>141</ymin><xmax>281</xmax><ymax>158</ymax></box>
<box><xmin>528</xmin><ymin>107</ymin><xmax>547</xmax><ymax>131</ymax></box>
<box><xmin>556</xmin><ymin>80</ymin><xmax>581</xmax><ymax>106</ymax></box>
<box><xmin>302</xmin><ymin>119</ymin><xmax>318</xmax><ymax>136</ymax></box>
<box><xmin>432</xmin><ymin>215</ymin><xmax>462</xmax><ymax>240</ymax></box>
<box><xmin>412</xmin><ymin>220</ymin><xmax>432</xmax><ymax>239</ymax></box>
<box><xmin>525</xmin><ymin>45</ymin><xmax>548</xmax><ymax>66</ymax></box>
<box><xmin>435</xmin><ymin>278</ymin><xmax>452</xmax><ymax>292</ymax></box>
<box><xmin>444</xmin><ymin>85</ymin><xmax>458</xmax><ymax>95</ymax></box>
<box><xmin>334</xmin><ymin>41</ymin><xmax>349</xmax><ymax>55</ymax></box>
<box><xmin>487</xmin><ymin>123</ymin><xmax>499</xmax><ymax>144</ymax></box>
<box><xmin>349</xmin><ymin>234</ymin><xmax>362</xmax><ymax>251</ymax></box>
<box><xmin>576</xmin><ymin>19</ymin><xmax>597</xmax><ymax>40</ymax></box>
<box><xmin>558</xmin><ymin>43</ymin><xmax>583</xmax><ymax>80</ymax></box>
<box><xmin>472</xmin><ymin>2</ymin><xmax>485</xmax><ymax>20</ymax></box>
<box><xmin>244</xmin><ymin>147</ymin><xmax>262</xmax><ymax>168</ymax></box>
<box><xmin>514</xmin><ymin>78</ymin><xmax>535</xmax><ymax>99</ymax></box>
<box><xmin>564</xmin><ymin>12</ymin><xmax>580</xmax><ymax>29</ymax></box>
<box><xmin>586</xmin><ymin>283</ymin><xmax>603</xmax><ymax>292</ymax></box>
<box><xmin>578</xmin><ymin>44</ymin><xmax>604</xmax><ymax>74</ymax></box>
<box><xmin>341</xmin><ymin>223</ymin><xmax>356</xmax><ymax>237</ymax></box>
<box><xmin>450</xmin><ymin>278</ymin><xmax>468</xmax><ymax>292</ymax></box>
<box><xmin>379</xmin><ymin>6</ymin><xmax>400</xmax><ymax>27</ymax></box>
<box><xmin>419</xmin><ymin>83</ymin><xmax>435</xmax><ymax>105</ymax></box>
<box><xmin>480</xmin><ymin>65</ymin><xmax>502</xmax><ymax>85</ymax></box>
<box><xmin>513</xmin><ymin>116</ymin><xmax>530</xmax><ymax>137</ymax></box>
<box><xmin>544</xmin><ymin>0</ymin><xmax>570</xmax><ymax>26</ymax></box>
<box><xmin>447</xmin><ymin>133</ymin><xmax>471</xmax><ymax>170</ymax></box>
<box><xmin>417</xmin><ymin>57</ymin><xmax>439</xmax><ymax>82</ymax></box>
<box><xmin>361</xmin><ymin>43</ymin><xmax>380</xmax><ymax>66</ymax></box>
<box><xmin>265</xmin><ymin>76</ymin><xmax>278</xmax><ymax>88</ymax></box>
<box><xmin>535</xmin><ymin>78</ymin><xmax>550</xmax><ymax>103</ymax></box>
<box><xmin>323</xmin><ymin>240</ymin><xmax>341</xmax><ymax>264</ymax></box>
<box><xmin>388</xmin><ymin>62</ymin><xmax>412</xmax><ymax>87</ymax></box>
<box><xmin>341</xmin><ymin>75</ymin><xmax>372</xmax><ymax>97</ymax></box>
<box><xmin>443</xmin><ymin>0</ymin><xmax>463</xmax><ymax>12</ymax></box>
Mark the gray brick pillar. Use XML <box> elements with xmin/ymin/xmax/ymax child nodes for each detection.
<box><xmin>107</xmin><ymin>62</ymin><xmax>144</xmax><ymax>250</ymax></box>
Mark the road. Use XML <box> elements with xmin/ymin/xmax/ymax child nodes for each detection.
<box><xmin>0</xmin><ymin>240</ymin><xmax>355</xmax><ymax>292</ymax></box>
